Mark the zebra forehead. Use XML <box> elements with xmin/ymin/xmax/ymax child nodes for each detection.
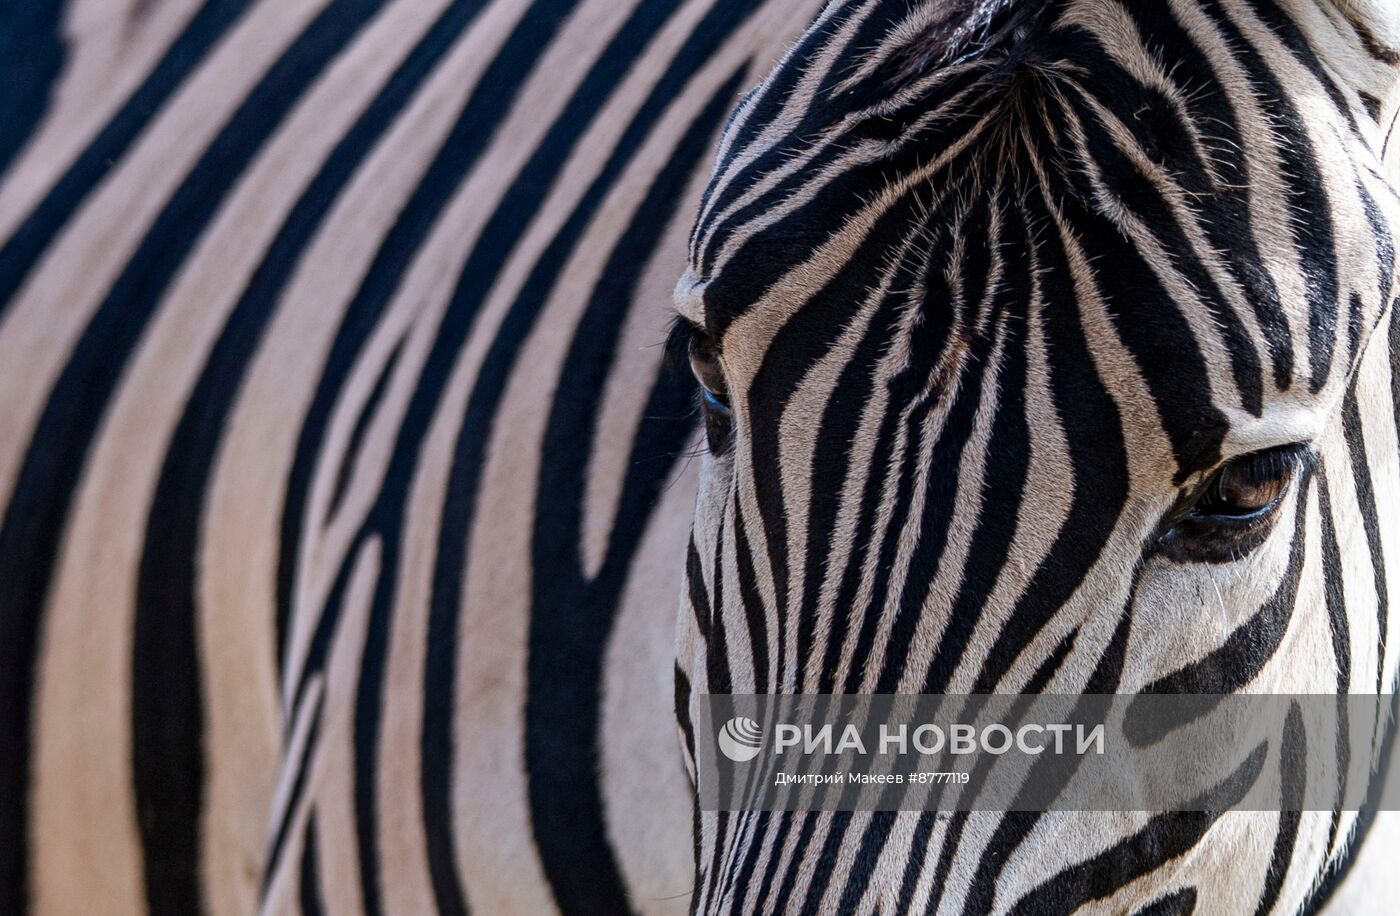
<box><xmin>692</xmin><ymin>0</ymin><xmax>1393</xmax><ymax>343</ymax></box>
<box><xmin>688</xmin><ymin>1</ymin><xmax>1050</xmax><ymax>326</ymax></box>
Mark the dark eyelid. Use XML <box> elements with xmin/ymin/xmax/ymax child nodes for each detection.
<box><xmin>1187</xmin><ymin>442</ymin><xmax>1314</xmax><ymax>499</ymax></box>
<box><xmin>1239</xmin><ymin>442</ymin><xmax>1315</xmax><ymax>479</ymax></box>
<box><xmin>1203</xmin><ymin>444</ymin><xmax>1314</xmax><ymax>504</ymax></box>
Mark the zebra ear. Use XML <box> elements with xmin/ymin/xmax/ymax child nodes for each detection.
<box><xmin>1336</xmin><ymin>0</ymin><xmax>1400</xmax><ymax>61</ymax></box>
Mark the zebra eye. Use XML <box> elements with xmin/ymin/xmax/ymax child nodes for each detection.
<box><xmin>689</xmin><ymin>343</ymin><xmax>728</xmax><ymax>409</ymax></box>
<box><xmin>1190</xmin><ymin>462</ymin><xmax>1288</xmax><ymax>521</ymax></box>
<box><xmin>666</xmin><ymin>317</ymin><xmax>733</xmax><ymax>455</ymax></box>
<box><xmin>1157</xmin><ymin>444</ymin><xmax>1309</xmax><ymax>564</ymax></box>
<box><xmin>689</xmin><ymin>337</ymin><xmax>733</xmax><ymax>454</ymax></box>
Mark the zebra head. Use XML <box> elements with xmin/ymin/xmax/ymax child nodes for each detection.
<box><xmin>674</xmin><ymin>0</ymin><xmax>1400</xmax><ymax>911</ymax></box>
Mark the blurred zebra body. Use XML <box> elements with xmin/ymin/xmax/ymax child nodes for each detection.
<box><xmin>0</xmin><ymin>0</ymin><xmax>820</xmax><ymax>912</ymax></box>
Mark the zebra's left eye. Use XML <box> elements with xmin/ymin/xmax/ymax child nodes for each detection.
<box><xmin>1157</xmin><ymin>444</ymin><xmax>1310</xmax><ymax>563</ymax></box>
<box><xmin>1190</xmin><ymin>460</ymin><xmax>1289</xmax><ymax>521</ymax></box>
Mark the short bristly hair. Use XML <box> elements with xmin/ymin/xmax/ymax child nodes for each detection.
<box><xmin>885</xmin><ymin>0</ymin><xmax>1053</xmax><ymax>84</ymax></box>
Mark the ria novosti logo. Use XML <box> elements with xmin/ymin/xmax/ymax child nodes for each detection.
<box><xmin>717</xmin><ymin>716</ymin><xmax>764</xmax><ymax>762</ymax></box>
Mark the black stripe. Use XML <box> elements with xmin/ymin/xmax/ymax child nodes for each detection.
<box><xmin>674</xmin><ymin>663</ymin><xmax>695</xmax><ymax>767</ymax></box>
<box><xmin>1348</xmin><ymin>17</ymin><xmax>1400</xmax><ymax>66</ymax></box>
<box><xmin>283</xmin><ymin>518</ymin><xmax>367</xmax><ymax>735</ymax></box>
<box><xmin>260</xmin><ymin>685</ymin><xmax>325</xmax><ymax>903</ymax></box>
<box><xmin>1360</xmin><ymin>91</ymin><xmax>1384</xmax><ymax>122</ymax></box>
<box><xmin>1343</xmin><ymin>388</ymin><xmax>1391</xmax><ymax>695</ymax></box>
<box><xmin>1251</xmin><ymin>703</ymin><xmax>1305</xmax><ymax>916</ymax></box>
<box><xmin>1316</xmin><ymin>473</ymin><xmax>1352</xmax><ymax>862</ymax></box>
<box><xmin>892</xmin><ymin>809</ymin><xmax>938</xmax><ymax>915</ymax></box>
<box><xmin>733</xmin><ymin>499</ymin><xmax>769</xmax><ymax>692</ymax></box>
<box><xmin>1394</xmin><ymin>299</ymin><xmax>1400</xmax><ymax>465</ymax></box>
<box><xmin>0</xmin><ymin>0</ymin><xmax>255</xmax><ymax>320</ymax></box>
<box><xmin>790</xmin><ymin>809</ymin><xmax>854</xmax><ymax>915</ymax></box>
<box><xmin>687</xmin><ymin>537</ymin><xmax>714</xmax><ymax>651</ymax></box>
<box><xmin>700</xmin><ymin>809</ymin><xmax>733</xmax><ymax>911</ymax></box>
<box><xmin>829</xmin><ymin>810</ymin><xmax>894</xmax><ymax>915</ymax></box>
<box><xmin>329</xmin><ymin>340</ymin><xmax>405</xmax><ymax>517</ymax></box>
<box><xmin>758</xmin><ymin>810</ymin><xmax>813</xmax><ymax>913</ymax></box>
<box><xmin>0</xmin><ymin>0</ymin><xmax>64</xmax><ymax>179</ymax></box>
<box><xmin>299</xmin><ymin>813</ymin><xmax>325</xmax><ymax>916</ymax></box>
<box><xmin>1355</xmin><ymin>179</ymin><xmax>1396</xmax><ymax>374</ymax></box>
<box><xmin>1133</xmin><ymin>888</ymin><xmax>1198</xmax><ymax>916</ymax></box>
<box><xmin>707</xmin><ymin>514</ymin><xmax>734</xmax><ymax>697</ymax></box>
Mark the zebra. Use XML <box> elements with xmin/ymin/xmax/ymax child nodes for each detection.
<box><xmin>0</xmin><ymin>1</ymin><xmax>1395</xmax><ymax>916</ymax></box>
<box><xmin>673</xmin><ymin>0</ymin><xmax>1400</xmax><ymax>912</ymax></box>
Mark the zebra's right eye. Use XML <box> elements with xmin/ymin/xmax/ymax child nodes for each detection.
<box><xmin>689</xmin><ymin>336</ymin><xmax>733</xmax><ymax>455</ymax></box>
<box><xmin>665</xmin><ymin>317</ymin><xmax>733</xmax><ymax>454</ymax></box>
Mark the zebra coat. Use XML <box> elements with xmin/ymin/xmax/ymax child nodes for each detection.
<box><xmin>0</xmin><ymin>0</ymin><xmax>1396</xmax><ymax>913</ymax></box>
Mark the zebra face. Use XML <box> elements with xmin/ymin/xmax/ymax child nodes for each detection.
<box><xmin>674</xmin><ymin>0</ymin><xmax>1400</xmax><ymax>911</ymax></box>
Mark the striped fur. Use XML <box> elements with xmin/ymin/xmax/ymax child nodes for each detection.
<box><xmin>2</xmin><ymin>0</ymin><xmax>1399</xmax><ymax>913</ymax></box>
<box><xmin>0</xmin><ymin>0</ymin><xmax>820</xmax><ymax>912</ymax></box>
